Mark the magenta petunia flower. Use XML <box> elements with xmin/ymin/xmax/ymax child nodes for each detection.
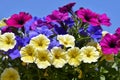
<box><xmin>115</xmin><ymin>27</ymin><xmax>120</xmax><ymax>36</ymax></box>
<box><xmin>46</xmin><ymin>10</ymin><xmax>69</xmax><ymax>23</ymax></box>
<box><xmin>6</xmin><ymin>12</ymin><xmax>32</xmax><ymax>28</ymax></box>
<box><xmin>59</xmin><ymin>2</ymin><xmax>76</xmax><ymax>13</ymax></box>
<box><xmin>98</xmin><ymin>13</ymin><xmax>111</xmax><ymax>26</ymax></box>
<box><xmin>76</xmin><ymin>8</ymin><xmax>99</xmax><ymax>26</ymax></box>
<box><xmin>100</xmin><ymin>33</ymin><xmax>119</xmax><ymax>54</ymax></box>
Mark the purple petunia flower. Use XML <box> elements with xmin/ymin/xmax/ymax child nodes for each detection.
<box><xmin>87</xmin><ymin>25</ymin><xmax>102</xmax><ymax>42</ymax></box>
<box><xmin>46</xmin><ymin>10</ymin><xmax>69</xmax><ymax>23</ymax></box>
<box><xmin>100</xmin><ymin>33</ymin><xmax>119</xmax><ymax>54</ymax></box>
<box><xmin>29</xmin><ymin>26</ymin><xmax>53</xmax><ymax>38</ymax></box>
<box><xmin>76</xmin><ymin>8</ymin><xmax>99</xmax><ymax>26</ymax></box>
<box><xmin>6</xmin><ymin>12</ymin><xmax>32</xmax><ymax>28</ymax></box>
<box><xmin>98</xmin><ymin>13</ymin><xmax>111</xmax><ymax>26</ymax></box>
<box><xmin>48</xmin><ymin>37</ymin><xmax>60</xmax><ymax>50</ymax></box>
<box><xmin>59</xmin><ymin>2</ymin><xmax>76</xmax><ymax>13</ymax></box>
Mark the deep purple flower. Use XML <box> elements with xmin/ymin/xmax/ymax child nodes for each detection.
<box><xmin>98</xmin><ymin>13</ymin><xmax>111</xmax><ymax>26</ymax></box>
<box><xmin>76</xmin><ymin>8</ymin><xmax>99</xmax><ymax>26</ymax></box>
<box><xmin>54</xmin><ymin>26</ymin><xmax>67</xmax><ymax>35</ymax></box>
<box><xmin>87</xmin><ymin>25</ymin><xmax>102</xmax><ymax>42</ymax></box>
<box><xmin>100</xmin><ymin>33</ymin><xmax>119</xmax><ymax>54</ymax></box>
<box><xmin>29</xmin><ymin>26</ymin><xmax>53</xmax><ymax>38</ymax></box>
<box><xmin>59</xmin><ymin>2</ymin><xmax>76</xmax><ymax>13</ymax></box>
<box><xmin>9</xmin><ymin>49</ymin><xmax>20</xmax><ymax>60</ymax></box>
<box><xmin>6</xmin><ymin>12</ymin><xmax>32</xmax><ymax>28</ymax></box>
<box><xmin>64</xmin><ymin>18</ymin><xmax>74</xmax><ymax>28</ymax></box>
<box><xmin>24</xmin><ymin>17</ymin><xmax>38</xmax><ymax>33</ymax></box>
<box><xmin>48</xmin><ymin>37</ymin><xmax>60</xmax><ymax>50</ymax></box>
<box><xmin>79</xmin><ymin>28</ymin><xmax>88</xmax><ymax>36</ymax></box>
<box><xmin>46</xmin><ymin>10</ymin><xmax>69</xmax><ymax>23</ymax></box>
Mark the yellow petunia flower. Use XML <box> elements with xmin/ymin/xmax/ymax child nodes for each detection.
<box><xmin>30</xmin><ymin>34</ymin><xmax>50</xmax><ymax>50</ymax></box>
<box><xmin>80</xmin><ymin>46</ymin><xmax>100</xmax><ymax>63</ymax></box>
<box><xmin>0</xmin><ymin>32</ymin><xmax>16</xmax><ymax>51</ymax></box>
<box><xmin>67</xmin><ymin>47</ymin><xmax>82</xmax><ymax>67</ymax></box>
<box><xmin>35</xmin><ymin>49</ymin><xmax>51</xmax><ymax>69</ymax></box>
<box><xmin>51</xmin><ymin>47</ymin><xmax>67</xmax><ymax>68</ymax></box>
<box><xmin>0</xmin><ymin>68</ymin><xmax>20</xmax><ymax>80</ymax></box>
<box><xmin>20</xmin><ymin>45</ymin><xmax>36</xmax><ymax>63</ymax></box>
<box><xmin>102</xmin><ymin>31</ymin><xmax>109</xmax><ymax>37</ymax></box>
<box><xmin>0</xmin><ymin>19</ymin><xmax>6</xmax><ymax>27</ymax></box>
<box><xmin>87</xmin><ymin>41</ymin><xmax>102</xmax><ymax>56</ymax></box>
<box><xmin>57</xmin><ymin>34</ymin><xmax>75</xmax><ymax>48</ymax></box>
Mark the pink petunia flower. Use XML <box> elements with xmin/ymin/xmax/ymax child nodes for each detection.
<box><xmin>100</xmin><ymin>33</ymin><xmax>119</xmax><ymax>54</ymax></box>
<box><xmin>6</xmin><ymin>12</ymin><xmax>32</xmax><ymax>28</ymax></box>
<box><xmin>98</xmin><ymin>13</ymin><xmax>111</xmax><ymax>26</ymax></box>
<box><xmin>59</xmin><ymin>2</ymin><xmax>76</xmax><ymax>13</ymax></box>
<box><xmin>76</xmin><ymin>8</ymin><xmax>99</xmax><ymax>26</ymax></box>
<box><xmin>46</xmin><ymin>10</ymin><xmax>69</xmax><ymax>23</ymax></box>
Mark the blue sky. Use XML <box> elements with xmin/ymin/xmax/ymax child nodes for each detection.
<box><xmin>0</xmin><ymin>0</ymin><xmax>120</xmax><ymax>33</ymax></box>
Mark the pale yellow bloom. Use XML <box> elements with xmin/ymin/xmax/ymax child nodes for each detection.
<box><xmin>0</xmin><ymin>19</ymin><xmax>6</xmax><ymax>27</ymax></box>
<box><xmin>57</xmin><ymin>34</ymin><xmax>75</xmax><ymax>48</ymax></box>
<box><xmin>51</xmin><ymin>47</ymin><xmax>67</xmax><ymax>68</ymax></box>
<box><xmin>87</xmin><ymin>41</ymin><xmax>102</xmax><ymax>56</ymax></box>
<box><xmin>0</xmin><ymin>68</ymin><xmax>20</xmax><ymax>80</ymax></box>
<box><xmin>0</xmin><ymin>32</ymin><xmax>16</xmax><ymax>51</ymax></box>
<box><xmin>67</xmin><ymin>47</ymin><xmax>82</xmax><ymax>67</ymax></box>
<box><xmin>20</xmin><ymin>45</ymin><xmax>36</xmax><ymax>63</ymax></box>
<box><xmin>30</xmin><ymin>34</ymin><xmax>50</xmax><ymax>50</ymax></box>
<box><xmin>102</xmin><ymin>31</ymin><xmax>109</xmax><ymax>37</ymax></box>
<box><xmin>80</xmin><ymin>46</ymin><xmax>100</xmax><ymax>63</ymax></box>
<box><xmin>35</xmin><ymin>49</ymin><xmax>51</xmax><ymax>69</ymax></box>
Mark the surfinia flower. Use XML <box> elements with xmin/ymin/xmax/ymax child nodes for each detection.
<box><xmin>80</xmin><ymin>46</ymin><xmax>100</xmax><ymax>63</ymax></box>
<box><xmin>0</xmin><ymin>19</ymin><xmax>6</xmax><ymax>27</ymax></box>
<box><xmin>29</xmin><ymin>34</ymin><xmax>50</xmax><ymax>50</ymax></box>
<box><xmin>0</xmin><ymin>68</ymin><xmax>20</xmax><ymax>80</ymax></box>
<box><xmin>0</xmin><ymin>32</ymin><xmax>16</xmax><ymax>51</ymax></box>
<box><xmin>46</xmin><ymin>10</ymin><xmax>69</xmax><ymax>23</ymax></box>
<box><xmin>59</xmin><ymin>2</ymin><xmax>76</xmax><ymax>13</ymax></box>
<box><xmin>76</xmin><ymin>8</ymin><xmax>99</xmax><ymax>26</ymax></box>
<box><xmin>98</xmin><ymin>13</ymin><xmax>111</xmax><ymax>26</ymax></box>
<box><xmin>35</xmin><ymin>49</ymin><xmax>51</xmax><ymax>69</ymax></box>
<box><xmin>57</xmin><ymin>34</ymin><xmax>75</xmax><ymax>48</ymax></box>
<box><xmin>51</xmin><ymin>47</ymin><xmax>67</xmax><ymax>68</ymax></box>
<box><xmin>6</xmin><ymin>12</ymin><xmax>32</xmax><ymax>28</ymax></box>
<box><xmin>67</xmin><ymin>47</ymin><xmax>82</xmax><ymax>67</ymax></box>
<box><xmin>102</xmin><ymin>31</ymin><xmax>109</xmax><ymax>37</ymax></box>
<box><xmin>100</xmin><ymin>33</ymin><xmax>119</xmax><ymax>54</ymax></box>
<box><xmin>20</xmin><ymin>44</ymin><xmax>36</xmax><ymax>63</ymax></box>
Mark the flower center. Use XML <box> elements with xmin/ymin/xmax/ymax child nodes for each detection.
<box><xmin>85</xmin><ymin>15</ymin><xmax>90</xmax><ymax>21</ymax></box>
<box><xmin>109</xmin><ymin>42</ymin><xmax>116</xmax><ymax>48</ymax></box>
<box><xmin>18</xmin><ymin>20</ymin><xmax>24</xmax><ymax>25</ymax></box>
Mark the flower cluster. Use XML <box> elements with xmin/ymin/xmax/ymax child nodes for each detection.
<box><xmin>0</xmin><ymin>2</ymin><xmax>120</xmax><ymax>80</ymax></box>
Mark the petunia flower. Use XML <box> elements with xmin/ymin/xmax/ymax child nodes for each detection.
<box><xmin>20</xmin><ymin>44</ymin><xmax>36</xmax><ymax>63</ymax></box>
<box><xmin>46</xmin><ymin>10</ymin><xmax>69</xmax><ymax>23</ymax></box>
<box><xmin>6</xmin><ymin>12</ymin><xmax>32</xmax><ymax>28</ymax></box>
<box><xmin>51</xmin><ymin>47</ymin><xmax>67</xmax><ymax>68</ymax></box>
<box><xmin>0</xmin><ymin>68</ymin><xmax>20</xmax><ymax>80</ymax></box>
<box><xmin>76</xmin><ymin>8</ymin><xmax>99</xmax><ymax>26</ymax></box>
<box><xmin>0</xmin><ymin>32</ymin><xmax>16</xmax><ymax>51</ymax></box>
<box><xmin>35</xmin><ymin>49</ymin><xmax>51</xmax><ymax>69</ymax></box>
<box><xmin>80</xmin><ymin>46</ymin><xmax>100</xmax><ymax>63</ymax></box>
<box><xmin>57</xmin><ymin>34</ymin><xmax>75</xmax><ymax>48</ymax></box>
<box><xmin>0</xmin><ymin>18</ymin><xmax>6</xmax><ymax>27</ymax></box>
<box><xmin>29</xmin><ymin>34</ymin><xmax>50</xmax><ymax>50</ymax></box>
<box><xmin>98</xmin><ymin>13</ymin><xmax>111</xmax><ymax>26</ymax></box>
<box><xmin>100</xmin><ymin>33</ymin><xmax>119</xmax><ymax>54</ymax></box>
<box><xmin>67</xmin><ymin>47</ymin><xmax>82</xmax><ymax>67</ymax></box>
<box><xmin>59</xmin><ymin>2</ymin><xmax>76</xmax><ymax>13</ymax></box>
<box><xmin>87</xmin><ymin>25</ymin><xmax>102</xmax><ymax>42</ymax></box>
